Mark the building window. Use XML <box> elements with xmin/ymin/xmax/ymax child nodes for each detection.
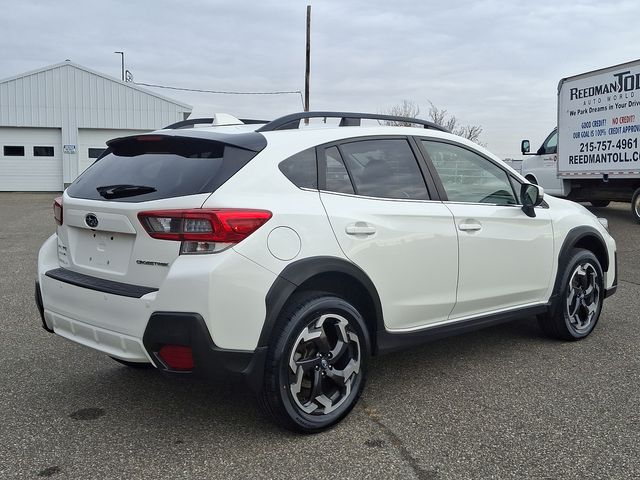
<box><xmin>88</xmin><ymin>148</ymin><xmax>106</xmax><ymax>159</ymax></box>
<box><xmin>34</xmin><ymin>146</ymin><xmax>55</xmax><ymax>157</ymax></box>
<box><xmin>4</xmin><ymin>146</ymin><xmax>25</xmax><ymax>156</ymax></box>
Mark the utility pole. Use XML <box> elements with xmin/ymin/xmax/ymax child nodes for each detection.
<box><xmin>114</xmin><ymin>51</ymin><xmax>124</xmax><ymax>81</ymax></box>
<box><xmin>304</xmin><ymin>5</ymin><xmax>311</xmax><ymax>116</ymax></box>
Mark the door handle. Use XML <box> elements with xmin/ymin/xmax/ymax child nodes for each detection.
<box><xmin>458</xmin><ymin>222</ymin><xmax>482</xmax><ymax>232</ymax></box>
<box><xmin>345</xmin><ymin>223</ymin><xmax>376</xmax><ymax>235</ymax></box>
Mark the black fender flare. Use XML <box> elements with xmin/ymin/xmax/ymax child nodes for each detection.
<box><xmin>550</xmin><ymin>226</ymin><xmax>609</xmax><ymax>304</ymax></box>
<box><xmin>257</xmin><ymin>256</ymin><xmax>384</xmax><ymax>348</ymax></box>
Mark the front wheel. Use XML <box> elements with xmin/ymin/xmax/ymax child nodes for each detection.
<box><xmin>538</xmin><ymin>248</ymin><xmax>604</xmax><ymax>341</ymax></box>
<box><xmin>259</xmin><ymin>294</ymin><xmax>369</xmax><ymax>433</ymax></box>
<box><xmin>632</xmin><ymin>187</ymin><xmax>640</xmax><ymax>223</ymax></box>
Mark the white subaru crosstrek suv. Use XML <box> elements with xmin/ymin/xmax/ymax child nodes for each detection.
<box><xmin>36</xmin><ymin>112</ymin><xmax>617</xmax><ymax>433</ymax></box>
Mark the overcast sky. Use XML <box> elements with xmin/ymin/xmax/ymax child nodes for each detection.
<box><xmin>2</xmin><ymin>0</ymin><xmax>640</xmax><ymax>157</ymax></box>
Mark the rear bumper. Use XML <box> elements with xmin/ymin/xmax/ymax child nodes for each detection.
<box><xmin>36</xmin><ymin>232</ymin><xmax>273</xmax><ymax>387</ymax></box>
<box><xmin>143</xmin><ymin>312</ymin><xmax>267</xmax><ymax>389</ymax></box>
<box><xmin>37</xmin><ymin>233</ymin><xmax>277</xmax><ymax>351</ymax></box>
<box><xmin>35</xmin><ymin>282</ymin><xmax>266</xmax><ymax>388</ymax></box>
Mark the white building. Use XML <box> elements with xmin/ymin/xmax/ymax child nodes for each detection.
<box><xmin>0</xmin><ymin>61</ymin><xmax>192</xmax><ymax>191</ymax></box>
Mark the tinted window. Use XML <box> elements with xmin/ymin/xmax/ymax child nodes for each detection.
<box><xmin>339</xmin><ymin>139</ymin><xmax>428</xmax><ymax>200</ymax></box>
<box><xmin>34</xmin><ymin>146</ymin><xmax>54</xmax><ymax>157</ymax></box>
<box><xmin>67</xmin><ymin>137</ymin><xmax>260</xmax><ymax>202</ymax></box>
<box><xmin>279</xmin><ymin>148</ymin><xmax>317</xmax><ymax>189</ymax></box>
<box><xmin>422</xmin><ymin>140</ymin><xmax>517</xmax><ymax>205</ymax></box>
<box><xmin>4</xmin><ymin>146</ymin><xmax>24</xmax><ymax>156</ymax></box>
<box><xmin>88</xmin><ymin>148</ymin><xmax>106</xmax><ymax>159</ymax></box>
<box><xmin>509</xmin><ymin>176</ymin><xmax>522</xmax><ymax>204</ymax></box>
<box><xmin>324</xmin><ymin>146</ymin><xmax>354</xmax><ymax>194</ymax></box>
<box><xmin>542</xmin><ymin>131</ymin><xmax>557</xmax><ymax>154</ymax></box>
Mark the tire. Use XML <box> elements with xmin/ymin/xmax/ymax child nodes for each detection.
<box><xmin>109</xmin><ymin>356</ymin><xmax>152</xmax><ymax>369</ymax></box>
<box><xmin>590</xmin><ymin>200</ymin><xmax>610</xmax><ymax>208</ymax></box>
<box><xmin>259</xmin><ymin>293</ymin><xmax>370</xmax><ymax>433</ymax></box>
<box><xmin>632</xmin><ymin>187</ymin><xmax>640</xmax><ymax>223</ymax></box>
<box><xmin>538</xmin><ymin>248</ymin><xmax>604</xmax><ymax>341</ymax></box>
<box><xmin>525</xmin><ymin>175</ymin><xmax>537</xmax><ymax>185</ymax></box>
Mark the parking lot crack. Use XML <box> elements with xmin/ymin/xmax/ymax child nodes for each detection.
<box><xmin>361</xmin><ymin>400</ymin><xmax>438</xmax><ymax>480</ymax></box>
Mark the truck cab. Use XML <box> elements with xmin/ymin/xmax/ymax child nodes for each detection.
<box><xmin>520</xmin><ymin>128</ymin><xmax>566</xmax><ymax>197</ymax></box>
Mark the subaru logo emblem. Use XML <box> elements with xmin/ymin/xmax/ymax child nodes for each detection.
<box><xmin>85</xmin><ymin>213</ymin><xmax>99</xmax><ymax>229</ymax></box>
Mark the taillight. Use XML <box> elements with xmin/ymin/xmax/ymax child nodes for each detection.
<box><xmin>138</xmin><ymin>209</ymin><xmax>272</xmax><ymax>254</ymax></box>
<box><xmin>53</xmin><ymin>197</ymin><xmax>63</xmax><ymax>225</ymax></box>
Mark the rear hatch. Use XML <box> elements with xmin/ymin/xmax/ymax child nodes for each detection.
<box><xmin>56</xmin><ymin>132</ymin><xmax>266</xmax><ymax>288</ymax></box>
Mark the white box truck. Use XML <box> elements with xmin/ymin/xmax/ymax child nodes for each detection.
<box><xmin>521</xmin><ymin>58</ymin><xmax>640</xmax><ymax>222</ymax></box>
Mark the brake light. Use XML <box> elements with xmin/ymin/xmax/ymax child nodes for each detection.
<box><xmin>138</xmin><ymin>209</ymin><xmax>272</xmax><ymax>254</ymax></box>
<box><xmin>53</xmin><ymin>197</ymin><xmax>63</xmax><ymax>225</ymax></box>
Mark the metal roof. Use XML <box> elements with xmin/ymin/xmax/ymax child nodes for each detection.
<box><xmin>0</xmin><ymin>60</ymin><xmax>192</xmax><ymax>129</ymax></box>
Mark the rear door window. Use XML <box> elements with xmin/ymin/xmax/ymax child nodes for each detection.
<box><xmin>66</xmin><ymin>136</ymin><xmax>262</xmax><ymax>202</ymax></box>
<box><xmin>339</xmin><ymin>138</ymin><xmax>429</xmax><ymax>200</ymax></box>
<box><xmin>323</xmin><ymin>146</ymin><xmax>355</xmax><ymax>194</ymax></box>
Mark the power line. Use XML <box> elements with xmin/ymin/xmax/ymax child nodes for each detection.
<box><xmin>134</xmin><ymin>81</ymin><xmax>305</xmax><ymax>107</ymax></box>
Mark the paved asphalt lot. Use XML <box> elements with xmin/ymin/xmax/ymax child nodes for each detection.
<box><xmin>1</xmin><ymin>193</ymin><xmax>638</xmax><ymax>479</ymax></box>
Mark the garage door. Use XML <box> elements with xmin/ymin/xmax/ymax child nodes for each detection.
<box><xmin>0</xmin><ymin>127</ymin><xmax>62</xmax><ymax>191</ymax></box>
<box><xmin>78</xmin><ymin>129</ymin><xmax>148</xmax><ymax>174</ymax></box>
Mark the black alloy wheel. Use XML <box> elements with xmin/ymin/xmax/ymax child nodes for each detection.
<box><xmin>632</xmin><ymin>187</ymin><xmax>640</xmax><ymax>223</ymax></box>
<box><xmin>259</xmin><ymin>293</ymin><xmax>369</xmax><ymax>433</ymax></box>
<box><xmin>539</xmin><ymin>248</ymin><xmax>604</xmax><ymax>340</ymax></box>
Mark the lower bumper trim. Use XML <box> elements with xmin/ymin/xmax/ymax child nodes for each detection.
<box><xmin>143</xmin><ymin>312</ymin><xmax>266</xmax><ymax>390</ymax></box>
<box><xmin>35</xmin><ymin>281</ymin><xmax>53</xmax><ymax>333</ymax></box>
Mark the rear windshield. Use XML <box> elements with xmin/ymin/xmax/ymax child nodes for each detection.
<box><xmin>66</xmin><ymin>136</ymin><xmax>260</xmax><ymax>202</ymax></box>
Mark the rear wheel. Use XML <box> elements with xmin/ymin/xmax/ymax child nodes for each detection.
<box><xmin>632</xmin><ymin>188</ymin><xmax>640</xmax><ymax>223</ymax></box>
<box><xmin>259</xmin><ymin>293</ymin><xmax>369</xmax><ymax>433</ymax></box>
<box><xmin>538</xmin><ymin>248</ymin><xmax>603</xmax><ymax>340</ymax></box>
<box><xmin>590</xmin><ymin>200</ymin><xmax>610</xmax><ymax>208</ymax></box>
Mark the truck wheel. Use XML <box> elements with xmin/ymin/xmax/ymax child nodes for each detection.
<box><xmin>632</xmin><ymin>188</ymin><xmax>640</xmax><ymax>223</ymax></box>
<box><xmin>259</xmin><ymin>293</ymin><xmax>369</xmax><ymax>433</ymax></box>
<box><xmin>590</xmin><ymin>200</ymin><xmax>610</xmax><ymax>208</ymax></box>
<box><xmin>538</xmin><ymin>248</ymin><xmax>603</xmax><ymax>341</ymax></box>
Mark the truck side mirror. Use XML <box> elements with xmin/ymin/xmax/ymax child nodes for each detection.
<box><xmin>521</xmin><ymin>140</ymin><xmax>530</xmax><ymax>155</ymax></box>
<box><xmin>521</xmin><ymin>183</ymin><xmax>544</xmax><ymax>217</ymax></box>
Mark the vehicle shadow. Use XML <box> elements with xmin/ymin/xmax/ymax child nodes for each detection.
<box><xmin>29</xmin><ymin>316</ymin><xmax>547</xmax><ymax>438</ymax></box>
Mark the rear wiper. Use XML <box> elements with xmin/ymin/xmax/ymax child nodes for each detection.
<box><xmin>96</xmin><ymin>184</ymin><xmax>157</xmax><ymax>199</ymax></box>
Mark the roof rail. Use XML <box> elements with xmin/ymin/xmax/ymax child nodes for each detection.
<box><xmin>239</xmin><ymin>118</ymin><xmax>269</xmax><ymax>125</ymax></box>
<box><xmin>255</xmin><ymin>111</ymin><xmax>448</xmax><ymax>133</ymax></box>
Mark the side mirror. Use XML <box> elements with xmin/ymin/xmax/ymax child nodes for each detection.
<box><xmin>521</xmin><ymin>183</ymin><xmax>544</xmax><ymax>217</ymax></box>
<box><xmin>521</xmin><ymin>140</ymin><xmax>531</xmax><ymax>155</ymax></box>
